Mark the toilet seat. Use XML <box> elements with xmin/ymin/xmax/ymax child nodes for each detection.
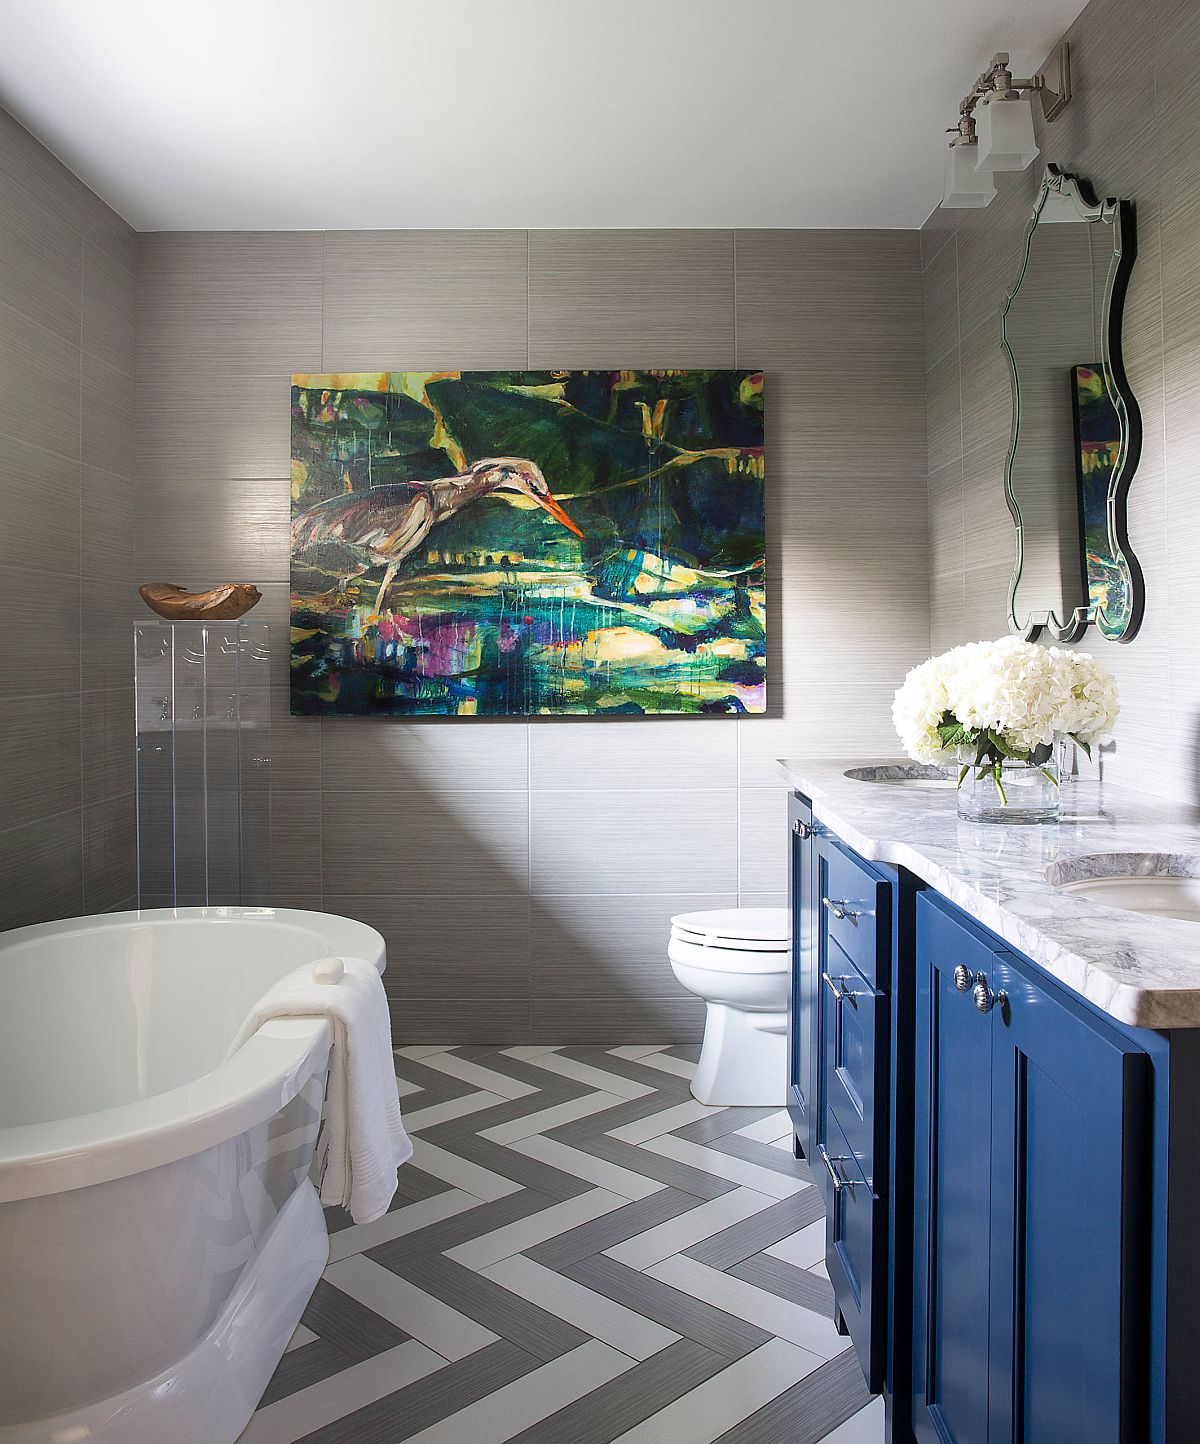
<box><xmin>669</xmin><ymin>907</ymin><xmax>789</xmax><ymax>959</ymax></box>
<box><xmin>668</xmin><ymin>935</ymin><xmax>789</xmax><ymax>975</ymax></box>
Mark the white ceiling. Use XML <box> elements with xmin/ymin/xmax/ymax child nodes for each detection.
<box><xmin>0</xmin><ymin>0</ymin><xmax>1087</xmax><ymax>232</ymax></box>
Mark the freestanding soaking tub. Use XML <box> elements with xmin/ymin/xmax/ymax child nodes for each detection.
<box><xmin>0</xmin><ymin>905</ymin><xmax>386</xmax><ymax>1444</ymax></box>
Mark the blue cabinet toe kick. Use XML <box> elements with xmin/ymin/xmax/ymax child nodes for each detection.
<box><xmin>788</xmin><ymin>787</ymin><xmax>1196</xmax><ymax>1444</ymax></box>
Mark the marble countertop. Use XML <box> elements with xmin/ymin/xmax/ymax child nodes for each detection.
<box><xmin>779</xmin><ymin>757</ymin><xmax>1200</xmax><ymax>1030</ymax></box>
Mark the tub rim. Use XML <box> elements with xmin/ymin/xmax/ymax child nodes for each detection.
<box><xmin>0</xmin><ymin>905</ymin><xmax>386</xmax><ymax>1204</ymax></box>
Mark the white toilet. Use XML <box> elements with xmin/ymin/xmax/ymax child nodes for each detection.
<box><xmin>668</xmin><ymin>907</ymin><xmax>790</xmax><ymax>1106</ymax></box>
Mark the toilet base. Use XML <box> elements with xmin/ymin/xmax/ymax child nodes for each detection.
<box><xmin>692</xmin><ymin>1003</ymin><xmax>787</xmax><ymax>1106</ymax></box>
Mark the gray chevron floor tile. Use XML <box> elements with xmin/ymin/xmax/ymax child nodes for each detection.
<box><xmin>389</xmin><ymin>1252</ymin><xmax>593</xmax><ymax>1360</ymax></box>
<box><xmin>255</xmin><ymin>1045</ymin><xmax>871</xmax><ymax>1441</ymax></box>
<box><xmin>728</xmin><ymin>1254</ymin><xmax>837</xmax><ymax>1319</ymax></box>
<box><xmin>671</xmin><ymin>1106</ymin><xmax>785</xmax><ymax>1145</ymax></box>
<box><xmin>684</xmin><ymin>1190</ymin><xmax>826</xmax><ymax>1269</ymax></box>
<box><xmin>564</xmin><ymin>1255</ymin><xmax>773</xmax><ymax>1359</ymax></box>
<box><xmin>508</xmin><ymin>1338</ymin><xmax>727</xmax><ymax>1444</ymax></box>
<box><xmin>258</xmin><ymin>1337</ymin><xmax>356</xmax><ymax>1408</ymax></box>
<box><xmin>525</xmin><ymin>1188</ymin><xmax>703</xmax><ymax>1270</ymax></box>
<box><xmin>712</xmin><ymin>1346</ymin><xmax>873</xmax><ymax>1443</ymax></box>
<box><xmin>296</xmin><ymin>1339</ymin><xmax>541</xmax><ymax>1444</ymax></box>
<box><xmin>300</xmin><ymin>1279</ymin><xmax>411</xmax><ymax>1360</ymax></box>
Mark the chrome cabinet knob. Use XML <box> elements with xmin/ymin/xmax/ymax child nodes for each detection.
<box><xmin>793</xmin><ymin>820</ymin><xmax>812</xmax><ymax>838</ymax></box>
<box><xmin>972</xmin><ymin>975</ymin><xmax>1008</xmax><ymax>1014</ymax></box>
<box><xmin>953</xmin><ymin>964</ymin><xmax>973</xmax><ymax>993</ymax></box>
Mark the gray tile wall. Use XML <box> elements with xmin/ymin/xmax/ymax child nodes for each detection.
<box><xmin>0</xmin><ymin>109</ymin><xmax>137</xmax><ymax>930</ymax></box>
<box><xmin>921</xmin><ymin>0</ymin><xmax>1198</xmax><ymax>798</ymax></box>
<box><xmin>134</xmin><ymin>225</ymin><xmax>928</xmax><ymax>1042</ymax></box>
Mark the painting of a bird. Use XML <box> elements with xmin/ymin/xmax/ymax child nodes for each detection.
<box><xmin>291</xmin><ymin>456</ymin><xmax>583</xmax><ymax>611</ymax></box>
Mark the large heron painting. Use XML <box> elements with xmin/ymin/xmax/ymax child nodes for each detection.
<box><xmin>290</xmin><ymin>370</ymin><xmax>765</xmax><ymax>717</ymax></box>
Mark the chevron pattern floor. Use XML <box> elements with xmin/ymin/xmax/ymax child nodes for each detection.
<box><xmin>241</xmin><ymin>1046</ymin><xmax>883</xmax><ymax>1444</ymax></box>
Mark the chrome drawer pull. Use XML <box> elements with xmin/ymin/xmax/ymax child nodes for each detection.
<box><xmin>819</xmin><ymin>1146</ymin><xmax>863</xmax><ymax>1193</ymax></box>
<box><xmin>953</xmin><ymin>964</ymin><xmax>974</xmax><ymax>993</ymax></box>
<box><xmin>821</xmin><ymin>971</ymin><xmax>859</xmax><ymax>1007</ymax></box>
<box><xmin>822</xmin><ymin>896</ymin><xmax>859</xmax><ymax>923</ymax></box>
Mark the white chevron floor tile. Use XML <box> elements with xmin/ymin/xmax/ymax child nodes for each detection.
<box><xmin>628</xmin><ymin>1051</ymin><xmax>696</xmax><ymax>1080</ymax></box>
<box><xmin>395</xmin><ymin>1074</ymin><xmax>424</xmax><ymax>1097</ymax></box>
<box><xmin>326</xmin><ymin>1188</ymin><xmax>485</xmax><ymax>1264</ymax></box>
<box><xmin>640</xmin><ymin>1135</ymin><xmax>809</xmax><ymax>1199</ymax></box>
<box><xmin>765</xmin><ymin>1219</ymin><xmax>828</xmax><ymax>1269</ymax></box>
<box><xmin>395</xmin><ymin>1045</ymin><xmax>456</xmax><ymax>1060</ymax></box>
<box><xmin>501</xmin><ymin>1045</ymin><xmax>565</xmax><ymax>1059</ymax></box>
<box><xmin>481</xmin><ymin>1254</ymin><xmax>679</xmax><ymax>1359</ymax></box>
<box><xmin>522</xmin><ymin>1051</ymin><xmax>655</xmax><ymax>1099</ymax></box>
<box><xmin>609</xmin><ymin>1337</ymin><xmax>823</xmax><ymax>1444</ymax></box>
<box><xmin>403</xmin><ymin>1340</ymin><xmax>637</xmax><ymax>1444</ymax></box>
<box><xmin>607</xmin><ymin>1046</ymin><xmax>670</xmax><ymax>1060</ymax></box>
<box><xmin>604</xmin><ymin>1188</ymin><xmax>777</xmax><ymax>1270</ymax></box>
<box><xmin>417</xmin><ymin>1051</ymin><xmax>539</xmax><ymax>1098</ymax></box>
<box><xmin>401</xmin><ymin>1089</ymin><xmax>509</xmax><ymax>1133</ymax></box>
<box><xmin>241</xmin><ymin>1340</ymin><xmax>448</xmax><ymax>1443</ymax></box>
<box><xmin>325</xmin><ymin>1254</ymin><xmax>500</xmax><ymax>1360</ymax></box>
<box><xmin>410</xmin><ymin>1139</ymin><xmax>524</xmax><ymax>1201</ymax></box>
<box><xmin>510</xmin><ymin>1134</ymin><xmax>667</xmax><ymax>1200</ymax></box>
<box><xmin>823</xmin><ymin>1396</ymin><xmax>887</xmax><ymax>1441</ymax></box>
<box><xmin>606</xmin><ymin>1099</ymin><xmax>726</xmax><ymax>1144</ymax></box>
<box><xmin>448</xmin><ymin>1188</ymin><xmax>630</xmax><ymax>1270</ymax></box>
<box><xmin>283</xmin><ymin>1324</ymin><xmax>318</xmax><ymax>1353</ymax></box>
<box><xmin>734</xmin><ymin>1110</ymin><xmax>794</xmax><ymax>1143</ymax></box>
<box><xmin>646</xmin><ymin>1255</ymin><xmax>846</xmax><ymax>1358</ymax></box>
<box><xmin>480</xmin><ymin>1090</ymin><xmax>628</xmax><ymax>1144</ymax></box>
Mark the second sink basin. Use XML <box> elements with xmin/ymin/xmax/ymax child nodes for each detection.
<box><xmin>1049</xmin><ymin>855</ymin><xmax>1200</xmax><ymax>922</ymax></box>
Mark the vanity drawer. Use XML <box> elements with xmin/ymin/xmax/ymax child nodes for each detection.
<box><xmin>821</xmin><ymin>1107</ymin><xmax>887</xmax><ymax>1393</ymax></box>
<box><xmin>821</xmin><ymin>937</ymin><xmax>886</xmax><ymax>1187</ymax></box>
<box><xmin>815</xmin><ymin>834</ymin><xmax>889</xmax><ymax>985</ymax></box>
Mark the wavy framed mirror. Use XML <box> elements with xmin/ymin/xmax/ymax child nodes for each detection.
<box><xmin>1001</xmin><ymin>164</ymin><xmax>1143</xmax><ymax>642</ymax></box>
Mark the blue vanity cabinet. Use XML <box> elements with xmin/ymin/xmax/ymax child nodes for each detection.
<box><xmin>787</xmin><ymin>792</ymin><xmax>817</xmax><ymax>1157</ymax></box>
<box><xmin>912</xmin><ymin>892</ymin><xmax>1150</xmax><ymax>1444</ymax></box>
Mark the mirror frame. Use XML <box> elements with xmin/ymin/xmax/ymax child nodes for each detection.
<box><xmin>1001</xmin><ymin>163</ymin><xmax>1143</xmax><ymax>643</ymax></box>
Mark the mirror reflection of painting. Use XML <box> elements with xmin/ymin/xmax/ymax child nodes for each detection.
<box><xmin>289</xmin><ymin>370</ymin><xmax>766</xmax><ymax>716</ymax></box>
<box><xmin>1071</xmin><ymin>363</ymin><xmax>1127</xmax><ymax>626</ymax></box>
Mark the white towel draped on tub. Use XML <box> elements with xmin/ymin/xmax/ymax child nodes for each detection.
<box><xmin>228</xmin><ymin>955</ymin><xmax>413</xmax><ymax>1224</ymax></box>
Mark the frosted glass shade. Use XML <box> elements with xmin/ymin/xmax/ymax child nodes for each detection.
<box><xmin>975</xmin><ymin>96</ymin><xmax>1039</xmax><ymax>173</ymax></box>
<box><xmin>942</xmin><ymin>143</ymin><xmax>996</xmax><ymax>208</ymax></box>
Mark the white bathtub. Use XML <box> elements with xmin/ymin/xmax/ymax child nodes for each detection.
<box><xmin>0</xmin><ymin>905</ymin><xmax>386</xmax><ymax>1444</ymax></box>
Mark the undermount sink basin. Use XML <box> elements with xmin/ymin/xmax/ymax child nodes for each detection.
<box><xmin>1048</xmin><ymin>855</ymin><xmax>1200</xmax><ymax>923</ymax></box>
<box><xmin>843</xmin><ymin>764</ymin><xmax>956</xmax><ymax>789</ymax></box>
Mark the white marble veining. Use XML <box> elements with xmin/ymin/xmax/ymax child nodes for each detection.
<box><xmin>779</xmin><ymin>758</ymin><xmax>1200</xmax><ymax>1029</ymax></box>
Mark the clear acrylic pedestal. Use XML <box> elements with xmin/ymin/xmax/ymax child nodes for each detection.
<box><xmin>134</xmin><ymin>621</ymin><xmax>271</xmax><ymax>907</ymax></box>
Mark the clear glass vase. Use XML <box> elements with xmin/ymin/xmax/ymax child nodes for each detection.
<box><xmin>956</xmin><ymin>758</ymin><xmax>1061</xmax><ymax>825</ymax></box>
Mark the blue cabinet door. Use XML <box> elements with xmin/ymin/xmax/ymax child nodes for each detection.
<box><xmin>912</xmin><ymin>894</ymin><xmax>997</xmax><ymax>1444</ymax></box>
<box><xmin>986</xmin><ymin>949</ymin><xmax>1149</xmax><ymax>1444</ymax></box>
<box><xmin>787</xmin><ymin>793</ymin><xmax>817</xmax><ymax>1158</ymax></box>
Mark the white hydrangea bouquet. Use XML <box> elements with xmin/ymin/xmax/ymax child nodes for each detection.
<box><xmin>892</xmin><ymin>637</ymin><xmax>1118</xmax><ymax>819</ymax></box>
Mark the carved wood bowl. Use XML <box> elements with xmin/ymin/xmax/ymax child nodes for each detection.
<box><xmin>138</xmin><ymin>582</ymin><xmax>263</xmax><ymax>621</ymax></box>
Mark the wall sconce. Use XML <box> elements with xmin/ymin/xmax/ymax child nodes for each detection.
<box><xmin>940</xmin><ymin>42</ymin><xmax>1071</xmax><ymax>209</ymax></box>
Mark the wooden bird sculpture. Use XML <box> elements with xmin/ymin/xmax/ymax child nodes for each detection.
<box><xmin>290</xmin><ymin>457</ymin><xmax>583</xmax><ymax>612</ymax></box>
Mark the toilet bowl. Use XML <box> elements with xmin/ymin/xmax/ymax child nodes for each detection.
<box><xmin>668</xmin><ymin>907</ymin><xmax>790</xmax><ymax>1106</ymax></box>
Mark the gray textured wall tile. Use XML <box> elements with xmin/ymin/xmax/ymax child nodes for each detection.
<box><xmin>137</xmin><ymin>231</ymin><xmax>323</xmax><ymax>375</ymax></box>
<box><xmin>530</xmin><ymin>893</ymin><xmax>736</xmax><ymax>998</ymax></box>
<box><xmin>738</xmin><ymin>787</ymin><xmax>789</xmax><ymax>894</ymax></box>
<box><xmin>530</xmin><ymin>790</ymin><xmax>738</xmax><ymax>896</ymax></box>
<box><xmin>532</xmin><ymin>995</ymin><xmax>705</xmax><ymax>1045</ymax></box>
<box><xmin>0</xmin><ymin>300</ymin><xmax>81</xmax><ymax>456</ymax></box>
<box><xmin>322</xmin><ymin>230</ymin><xmax>528</xmax><ymax>370</ymax></box>
<box><xmin>0</xmin><ymin>438</ymin><xmax>81</xmax><ymax>576</ymax></box>
<box><xmin>83</xmin><ymin>792</ymin><xmax>136</xmax><ymax>914</ymax></box>
<box><xmin>528</xmin><ymin>230</ymin><xmax>735</xmax><ymax>367</ymax></box>
<box><xmin>136</xmin><ymin>372</ymin><xmax>293</xmax><ymax>482</ymax></box>
<box><xmin>0</xmin><ymin>169</ymin><xmax>81</xmax><ymax>345</ymax></box>
<box><xmin>529</xmin><ymin>719</ymin><xmax>737</xmax><ymax>792</ymax></box>
<box><xmin>0</xmin><ymin>694</ymin><xmax>82</xmax><ymax>831</ymax></box>
<box><xmin>136</xmin><ymin>477</ymin><xmax>290</xmax><ymax>579</ymax></box>
<box><xmin>322</xmin><ymin>718</ymin><xmax>529</xmax><ymax>795</ymax></box>
<box><xmin>0</xmin><ymin>808</ymin><xmax>84</xmax><ymax>930</ymax></box>
<box><xmin>324</xmin><ymin>894</ymin><xmax>530</xmax><ymax>1000</ymax></box>
<box><xmin>323</xmin><ymin>790</ymin><xmax>530</xmax><ymax>897</ymax></box>
<box><xmin>81</xmin><ymin>467</ymin><xmax>135</xmax><ymax>582</ymax></box>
